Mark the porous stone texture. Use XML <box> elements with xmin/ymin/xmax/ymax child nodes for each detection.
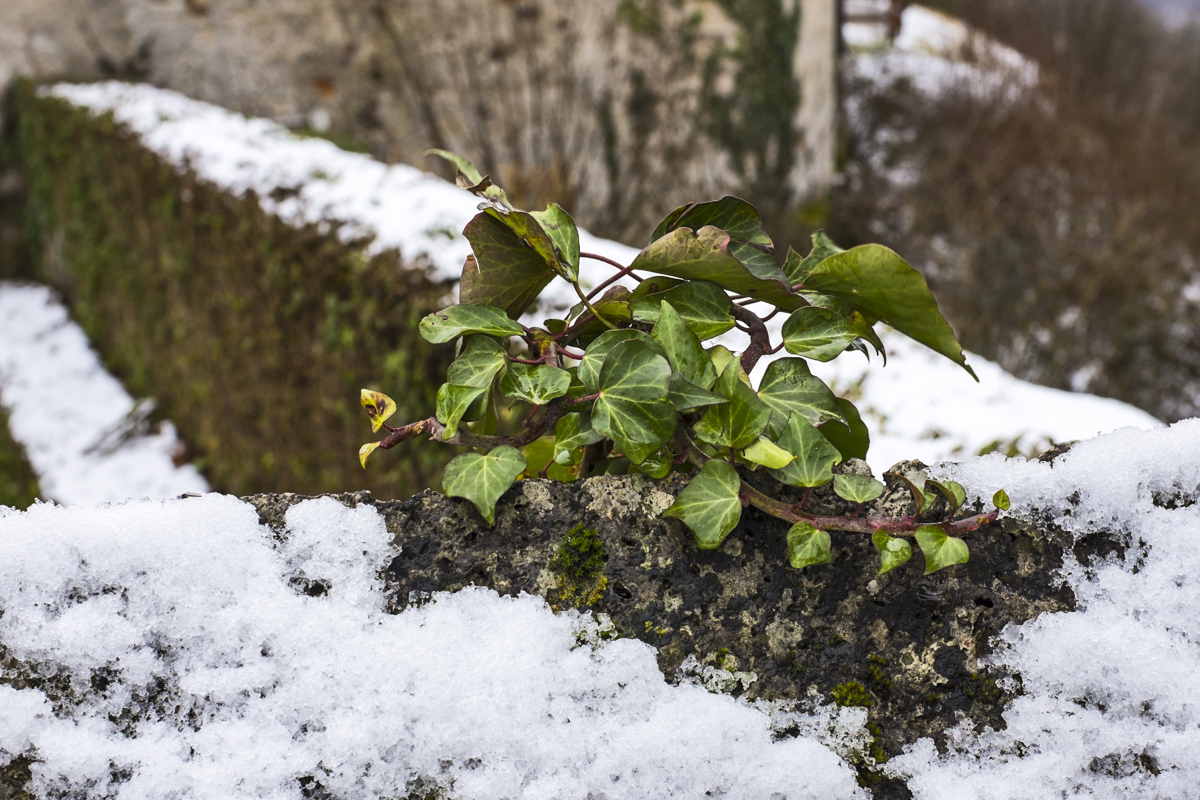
<box><xmin>245</xmin><ymin>457</ymin><xmax>1113</xmax><ymax>799</ymax></box>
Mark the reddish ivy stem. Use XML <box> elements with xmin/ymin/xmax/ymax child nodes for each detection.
<box><xmin>379</xmin><ymin>400</ymin><xmax>570</xmax><ymax>450</ymax></box>
<box><xmin>581</xmin><ymin>258</ymin><xmax>643</xmax><ymax>302</ymax></box>
<box><xmin>675</xmin><ymin>429</ymin><xmax>998</xmax><ymax>537</ymax></box>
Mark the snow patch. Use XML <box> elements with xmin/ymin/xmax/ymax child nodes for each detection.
<box><xmin>0</xmin><ymin>282</ymin><xmax>208</xmax><ymax>505</ymax></box>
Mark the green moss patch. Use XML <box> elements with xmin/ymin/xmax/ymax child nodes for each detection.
<box><xmin>548</xmin><ymin>523</ymin><xmax>608</xmax><ymax>608</ymax></box>
<box><xmin>0</xmin><ymin>404</ymin><xmax>40</xmax><ymax>509</ymax></box>
<box><xmin>13</xmin><ymin>83</ymin><xmax>454</xmax><ymax>497</ymax></box>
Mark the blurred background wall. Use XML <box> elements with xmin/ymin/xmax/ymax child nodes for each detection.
<box><xmin>0</xmin><ymin>0</ymin><xmax>837</xmax><ymax>243</ymax></box>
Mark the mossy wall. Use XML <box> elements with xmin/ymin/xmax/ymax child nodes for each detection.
<box><xmin>0</xmin><ymin>403</ymin><xmax>40</xmax><ymax>509</ymax></box>
<box><xmin>13</xmin><ymin>83</ymin><xmax>455</xmax><ymax>498</ymax></box>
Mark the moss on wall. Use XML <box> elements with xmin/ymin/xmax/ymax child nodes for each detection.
<box><xmin>0</xmin><ymin>403</ymin><xmax>40</xmax><ymax>509</ymax></box>
<box><xmin>14</xmin><ymin>83</ymin><xmax>455</xmax><ymax>497</ymax></box>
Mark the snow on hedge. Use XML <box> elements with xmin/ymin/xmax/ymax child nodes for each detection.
<box><xmin>1</xmin><ymin>420</ymin><xmax>1199</xmax><ymax>798</ymax></box>
<box><xmin>0</xmin><ymin>282</ymin><xmax>207</xmax><ymax>505</ymax></box>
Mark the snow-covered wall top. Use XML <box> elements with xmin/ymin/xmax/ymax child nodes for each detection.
<box><xmin>2</xmin><ymin>420</ymin><xmax>1199</xmax><ymax>798</ymax></box>
<box><xmin>38</xmin><ymin>81</ymin><xmax>1161</xmax><ymax>481</ymax></box>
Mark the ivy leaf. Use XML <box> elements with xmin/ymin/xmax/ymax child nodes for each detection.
<box><xmin>499</xmin><ymin>363</ymin><xmax>572</xmax><ymax>406</ymax></box>
<box><xmin>740</xmin><ymin>436</ymin><xmax>795</xmax><ymax>469</ymax></box>
<box><xmin>631</xmin><ymin>279</ymin><xmax>736</xmax><ymax>341</ymax></box>
<box><xmin>462</xmin><ymin>212</ymin><xmax>557</xmax><ymax>319</ymax></box>
<box><xmin>484</xmin><ymin>208</ymin><xmax>574</xmax><ymax>282</ymax></box>
<box><xmin>663</xmin><ymin>460</ymin><xmax>743</xmax><ymax>549</ymax></box>
<box><xmin>630</xmin><ymin>449</ymin><xmax>673</xmax><ymax>480</ymax></box>
<box><xmin>649</xmin><ymin>196</ymin><xmax>783</xmax><ymax>289</ymax></box>
<box><xmin>668</xmin><ymin>374</ymin><xmax>728</xmax><ymax>412</ymax></box>
<box><xmin>592</xmin><ymin>341</ymin><xmax>676</xmax><ymax>465</ymax></box>
<box><xmin>834</xmin><ymin>474</ymin><xmax>885</xmax><ymax>504</ymax></box>
<box><xmin>787</xmin><ymin>521</ymin><xmax>832</xmax><ymax>568</ymax></box>
<box><xmin>521</xmin><ymin>437</ymin><xmax>577</xmax><ymax>482</ymax></box>
<box><xmin>927</xmin><ymin>479</ymin><xmax>967</xmax><ymax>513</ymax></box>
<box><xmin>577</xmin><ymin>329</ymin><xmax>666</xmax><ymax>393</ymax></box>
<box><xmin>993</xmin><ymin>489</ymin><xmax>1011</xmax><ymax>511</ymax></box>
<box><xmin>820</xmin><ymin>398</ymin><xmax>870</xmax><ymax>461</ymax></box>
<box><xmin>442</xmin><ymin>446</ymin><xmax>527</xmax><ymax>526</ymax></box>
<box><xmin>554</xmin><ymin>412</ymin><xmax>604</xmax><ymax>463</ymax></box>
<box><xmin>358</xmin><ymin>441</ymin><xmax>381</xmax><ymax>469</ymax></box>
<box><xmin>360</xmin><ymin>389</ymin><xmax>396</xmax><ymax>433</ymax></box>
<box><xmin>565</xmin><ymin>285</ymin><xmax>633</xmax><ymax>342</ymax></box>
<box><xmin>630</xmin><ymin>226</ymin><xmax>805</xmax><ymax>311</ymax></box>
<box><xmin>437</xmin><ymin>336</ymin><xmax>508</xmax><ymax>439</ymax></box>
<box><xmin>419</xmin><ymin>304</ymin><xmax>526</xmax><ymax>344</ymax></box>
<box><xmin>530</xmin><ymin>203</ymin><xmax>580</xmax><ymax>277</ymax></box>
<box><xmin>769</xmin><ymin>413</ymin><xmax>841</xmax><ymax>488</ymax></box>
<box><xmin>914</xmin><ymin>526</ymin><xmax>970</xmax><ymax>574</ymax></box>
<box><xmin>800</xmin><ymin>245</ymin><xmax>977</xmax><ymax>379</ymax></box>
<box><xmin>783</xmin><ymin>307</ymin><xmax>878</xmax><ymax>362</ymax></box>
<box><xmin>652</xmin><ymin>301</ymin><xmax>718</xmax><ymax>389</ymax></box>
<box><xmin>784</xmin><ymin>230</ymin><xmax>845</xmax><ymax>284</ymax></box>
<box><xmin>424</xmin><ymin>148</ymin><xmax>484</xmax><ymax>186</ymax></box>
<box><xmin>873</xmin><ymin>530</ymin><xmax>913</xmax><ymax>575</ymax></box>
<box><xmin>694</xmin><ymin>359</ymin><xmax>772</xmax><ymax>450</ymax></box>
<box><xmin>707</xmin><ymin>345</ymin><xmax>740</xmax><ymax>381</ymax></box>
<box><xmin>756</xmin><ymin>358</ymin><xmax>845</xmax><ymax>437</ymax></box>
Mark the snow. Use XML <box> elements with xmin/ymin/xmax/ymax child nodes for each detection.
<box><xmin>799</xmin><ymin>328</ymin><xmax>1162</xmax><ymax>475</ymax></box>
<box><xmin>43</xmin><ymin>81</ymin><xmax>639</xmax><ymax>316</ymax></box>
<box><xmin>0</xmin><ymin>282</ymin><xmax>208</xmax><ymax>505</ymax></box>
<box><xmin>845</xmin><ymin>5</ymin><xmax>1038</xmax><ymax>101</ymax></box>
<box><xmin>0</xmin><ymin>494</ymin><xmax>866</xmax><ymax>799</ymax></box>
<box><xmin>2</xmin><ymin>422</ymin><xmax>1199</xmax><ymax>797</ymax></box>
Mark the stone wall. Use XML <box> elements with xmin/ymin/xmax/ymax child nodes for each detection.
<box><xmin>0</xmin><ymin>0</ymin><xmax>836</xmax><ymax>243</ymax></box>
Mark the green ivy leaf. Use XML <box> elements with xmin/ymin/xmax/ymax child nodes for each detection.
<box><xmin>663</xmin><ymin>460</ymin><xmax>743</xmax><ymax>549</ymax></box>
<box><xmin>820</xmin><ymin>398</ymin><xmax>869</xmax><ymax>461</ymax></box>
<box><xmin>419</xmin><ymin>304</ymin><xmax>526</xmax><ymax>344</ymax></box>
<box><xmin>424</xmin><ymin>148</ymin><xmax>484</xmax><ymax>186</ymax></box>
<box><xmin>914</xmin><ymin>526</ymin><xmax>970</xmax><ymax>574</ymax></box>
<box><xmin>787</xmin><ymin>521</ymin><xmax>832</xmax><ymax>568</ymax></box>
<box><xmin>592</xmin><ymin>341</ymin><xmax>677</xmax><ymax>465</ymax></box>
<box><xmin>530</xmin><ymin>203</ymin><xmax>580</xmax><ymax>277</ymax></box>
<box><xmin>782</xmin><ymin>307</ymin><xmax>865</xmax><ymax>362</ymax></box>
<box><xmin>740</xmin><ymin>436</ymin><xmax>795</xmax><ymax>469</ymax></box>
<box><xmin>652</xmin><ymin>301</ymin><xmax>718</xmax><ymax>389</ymax></box>
<box><xmin>993</xmin><ymin>489</ymin><xmax>1011</xmax><ymax>511</ymax></box>
<box><xmin>436</xmin><ymin>336</ymin><xmax>508</xmax><ymax>439</ymax></box>
<box><xmin>521</xmin><ymin>437</ymin><xmax>577</xmax><ymax>482</ymax></box>
<box><xmin>769</xmin><ymin>413</ymin><xmax>841</xmax><ymax>488</ymax></box>
<box><xmin>694</xmin><ymin>359</ymin><xmax>772</xmax><ymax>450</ymax></box>
<box><xmin>927</xmin><ymin>479</ymin><xmax>966</xmax><ymax>512</ymax></box>
<box><xmin>649</xmin><ymin>196</ymin><xmax>783</xmax><ymax>288</ymax></box>
<box><xmin>800</xmin><ymin>245</ymin><xmax>977</xmax><ymax>379</ymax></box>
<box><xmin>833</xmin><ymin>474</ymin><xmax>885</xmax><ymax>504</ymax></box>
<box><xmin>462</xmin><ymin>212</ymin><xmax>556</xmax><ymax>318</ymax></box>
<box><xmin>630</xmin><ymin>448</ymin><xmax>673</xmax><ymax>479</ymax></box>
<box><xmin>756</xmin><ymin>358</ymin><xmax>845</xmax><ymax>437</ymax></box>
<box><xmin>483</xmin><ymin>207</ymin><xmax>572</xmax><ymax>281</ymax></box>
<box><xmin>783</xmin><ymin>230</ymin><xmax>845</xmax><ymax>284</ymax></box>
<box><xmin>668</xmin><ymin>374</ymin><xmax>728</xmax><ymax>412</ymax></box>
<box><xmin>442</xmin><ymin>446</ymin><xmax>527</xmax><ymax>525</ymax></box>
<box><xmin>631</xmin><ymin>279</ymin><xmax>736</xmax><ymax>341</ymax></box>
<box><xmin>499</xmin><ymin>363</ymin><xmax>572</xmax><ymax>406</ymax></box>
<box><xmin>577</xmin><ymin>329</ymin><xmax>666</xmax><ymax>393</ymax></box>
<box><xmin>630</xmin><ymin>225</ymin><xmax>805</xmax><ymax>311</ymax></box>
<box><xmin>872</xmin><ymin>530</ymin><xmax>913</xmax><ymax>575</ymax></box>
<box><xmin>554</xmin><ymin>412</ymin><xmax>604</xmax><ymax>463</ymax></box>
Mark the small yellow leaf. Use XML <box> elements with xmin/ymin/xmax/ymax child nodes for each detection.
<box><xmin>360</xmin><ymin>389</ymin><xmax>397</xmax><ymax>433</ymax></box>
<box><xmin>740</xmin><ymin>436</ymin><xmax>796</xmax><ymax>469</ymax></box>
<box><xmin>359</xmin><ymin>441</ymin><xmax>381</xmax><ymax>469</ymax></box>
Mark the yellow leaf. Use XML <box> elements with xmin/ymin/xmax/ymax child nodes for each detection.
<box><xmin>359</xmin><ymin>441</ymin><xmax>381</xmax><ymax>469</ymax></box>
<box><xmin>360</xmin><ymin>389</ymin><xmax>397</xmax><ymax>433</ymax></box>
<box><xmin>740</xmin><ymin>436</ymin><xmax>796</xmax><ymax>469</ymax></box>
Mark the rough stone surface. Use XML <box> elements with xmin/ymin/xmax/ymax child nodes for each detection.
<box><xmin>244</xmin><ymin>463</ymin><xmax>1113</xmax><ymax>798</ymax></box>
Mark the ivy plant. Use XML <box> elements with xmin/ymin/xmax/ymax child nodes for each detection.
<box><xmin>359</xmin><ymin>153</ymin><xmax>1007</xmax><ymax>575</ymax></box>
